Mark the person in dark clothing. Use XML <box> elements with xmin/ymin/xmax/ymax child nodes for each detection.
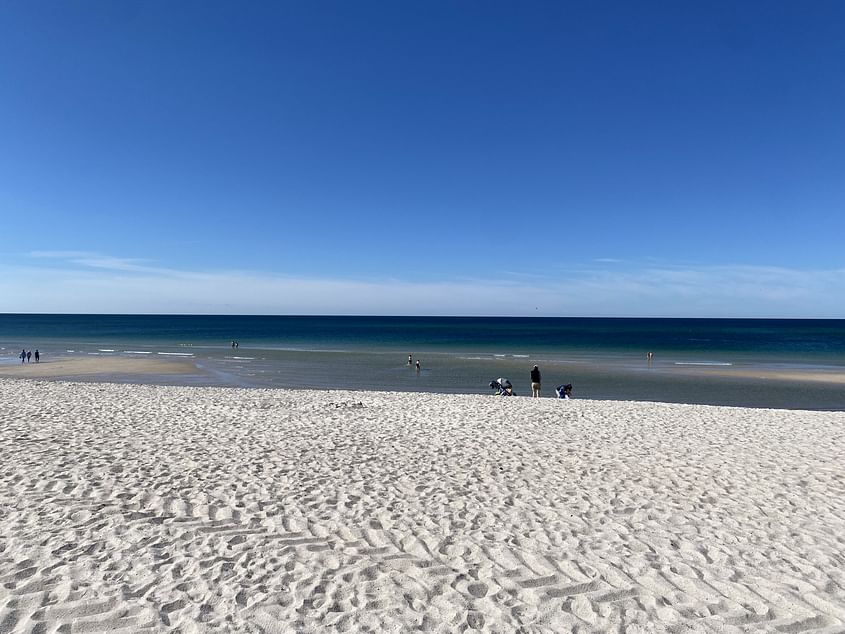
<box><xmin>34</xmin><ymin>349</ymin><xmax>40</xmax><ymax>362</ymax></box>
<box><xmin>556</xmin><ymin>383</ymin><xmax>573</xmax><ymax>399</ymax></box>
<box><xmin>530</xmin><ymin>365</ymin><xmax>541</xmax><ymax>397</ymax></box>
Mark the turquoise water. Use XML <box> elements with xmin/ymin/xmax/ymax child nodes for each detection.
<box><xmin>2</xmin><ymin>315</ymin><xmax>844</xmax><ymax>409</ymax></box>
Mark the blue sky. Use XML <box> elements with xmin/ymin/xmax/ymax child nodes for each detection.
<box><xmin>1</xmin><ymin>1</ymin><xmax>843</xmax><ymax>317</ymax></box>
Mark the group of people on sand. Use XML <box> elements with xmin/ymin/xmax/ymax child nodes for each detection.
<box><xmin>408</xmin><ymin>355</ymin><xmax>573</xmax><ymax>398</ymax></box>
<box><xmin>19</xmin><ymin>349</ymin><xmax>40</xmax><ymax>363</ymax></box>
<box><xmin>491</xmin><ymin>365</ymin><xmax>572</xmax><ymax>399</ymax></box>
<box><xmin>496</xmin><ymin>354</ymin><xmax>653</xmax><ymax>398</ymax></box>
<box><xmin>499</xmin><ymin>365</ymin><xmax>555</xmax><ymax>397</ymax></box>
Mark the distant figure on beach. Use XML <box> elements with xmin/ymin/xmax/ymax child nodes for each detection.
<box><xmin>26</xmin><ymin>350</ymin><xmax>31</xmax><ymax>362</ymax></box>
<box><xmin>408</xmin><ymin>354</ymin><xmax>413</xmax><ymax>365</ymax></box>
<box><xmin>20</xmin><ymin>349</ymin><xmax>26</xmax><ymax>363</ymax></box>
<box><xmin>530</xmin><ymin>365</ymin><xmax>541</xmax><ymax>397</ymax></box>
<box><xmin>232</xmin><ymin>341</ymin><xmax>236</xmax><ymax>348</ymax></box>
<box><xmin>34</xmin><ymin>349</ymin><xmax>40</xmax><ymax>363</ymax></box>
<box><xmin>555</xmin><ymin>383</ymin><xmax>573</xmax><ymax>399</ymax></box>
<box><xmin>647</xmin><ymin>351</ymin><xmax>654</xmax><ymax>366</ymax></box>
<box><xmin>235</xmin><ymin>341</ymin><xmax>239</xmax><ymax>348</ymax></box>
<box><xmin>415</xmin><ymin>360</ymin><xmax>421</xmax><ymax>372</ymax></box>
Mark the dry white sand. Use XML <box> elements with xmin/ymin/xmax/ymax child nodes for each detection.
<box><xmin>1</xmin><ymin>379</ymin><xmax>844</xmax><ymax>633</ymax></box>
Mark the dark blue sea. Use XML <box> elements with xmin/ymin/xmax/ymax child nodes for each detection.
<box><xmin>2</xmin><ymin>315</ymin><xmax>844</xmax><ymax>410</ymax></box>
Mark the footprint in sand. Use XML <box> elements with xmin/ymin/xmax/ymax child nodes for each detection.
<box><xmin>467</xmin><ymin>582</ymin><xmax>488</xmax><ymax>598</ymax></box>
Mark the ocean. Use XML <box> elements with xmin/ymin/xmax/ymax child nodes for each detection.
<box><xmin>2</xmin><ymin>314</ymin><xmax>844</xmax><ymax>410</ymax></box>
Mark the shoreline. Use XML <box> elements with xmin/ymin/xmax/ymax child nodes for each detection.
<box><xmin>1</xmin><ymin>355</ymin><xmax>844</xmax><ymax>411</ymax></box>
<box><xmin>5</xmin><ymin>352</ymin><xmax>845</xmax><ymax>383</ymax></box>
<box><xmin>1</xmin><ymin>378</ymin><xmax>844</xmax><ymax>632</ymax></box>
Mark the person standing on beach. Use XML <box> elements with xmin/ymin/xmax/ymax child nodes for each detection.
<box><xmin>20</xmin><ymin>349</ymin><xmax>26</xmax><ymax>363</ymax></box>
<box><xmin>408</xmin><ymin>354</ymin><xmax>413</xmax><ymax>365</ymax></box>
<box><xmin>415</xmin><ymin>360</ymin><xmax>421</xmax><ymax>372</ymax></box>
<box><xmin>530</xmin><ymin>365</ymin><xmax>541</xmax><ymax>397</ymax></box>
<box><xmin>34</xmin><ymin>349</ymin><xmax>40</xmax><ymax>362</ymax></box>
<box><xmin>26</xmin><ymin>350</ymin><xmax>31</xmax><ymax>362</ymax></box>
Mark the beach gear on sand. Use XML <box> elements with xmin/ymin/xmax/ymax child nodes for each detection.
<box><xmin>490</xmin><ymin>378</ymin><xmax>514</xmax><ymax>396</ymax></box>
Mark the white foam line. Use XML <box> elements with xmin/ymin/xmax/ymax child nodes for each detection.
<box><xmin>675</xmin><ymin>362</ymin><xmax>733</xmax><ymax>366</ymax></box>
<box><xmin>494</xmin><ymin>354</ymin><xmax>506</xmax><ymax>358</ymax></box>
<box><xmin>66</xmin><ymin>350</ymin><xmax>75</xmax><ymax>353</ymax></box>
<box><xmin>98</xmin><ymin>349</ymin><xmax>116</xmax><ymax>353</ymax></box>
<box><xmin>226</xmin><ymin>356</ymin><xmax>255</xmax><ymax>360</ymax></box>
<box><xmin>512</xmin><ymin>355</ymin><xmax>529</xmax><ymax>358</ymax></box>
<box><xmin>124</xmin><ymin>351</ymin><xmax>152</xmax><ymax>355</ymax></box>
<box><xmin>157</xmin><ymin>352</ymin><xmax>195</xmax><ymax>357</ymax></box>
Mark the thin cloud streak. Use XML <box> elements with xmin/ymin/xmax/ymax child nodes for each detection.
<box><xmin>30</xmin><ymin>251</ymin><xmax>175</xmax><ymax>275</ymax></box>
<box><xmin>4</xmin><ymin>254</ymin><xmax>845</xmax><ymax>317</ymax></box>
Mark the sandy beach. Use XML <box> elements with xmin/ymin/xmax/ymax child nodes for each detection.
<box><xmin>1</xmin><ymin>378</ymin><xmax>844</xmax><ymax>633</ymax></box>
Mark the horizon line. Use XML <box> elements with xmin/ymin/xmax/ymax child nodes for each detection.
<box><xmin>2</xmin><ymin>313</ymin><xmax>843</xmax><ymax>321</ymax></box>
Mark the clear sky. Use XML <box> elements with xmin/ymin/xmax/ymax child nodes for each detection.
<box><xmin>1</xmin><ymin>1</ymin><xmax>843</xmax><ymax>317</ymax></box>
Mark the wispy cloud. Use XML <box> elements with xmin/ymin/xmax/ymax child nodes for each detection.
<box><xmin>4</xmin><ymin>252</ymin><xmax>845</xmax><ymax>317</ymax></box>
<box><xmin>30</xmin><ymin>251</ymin><xmax>173</xmax><ymax>275</ymax></box>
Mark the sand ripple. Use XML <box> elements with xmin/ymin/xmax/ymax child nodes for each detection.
<box><xmin>1</xmin><ymin>379</ymin><xmax>844</xmax><ymax>632</ymax></box>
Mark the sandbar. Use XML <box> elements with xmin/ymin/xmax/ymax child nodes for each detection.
<box><xmin>0</xmin><ymin>356</ymin><xmax>198</xmax><ymax>379</ymax></box>
<box><xmin>665</xmin><ymin>364</ymin><xmax>845</xmax><ymax>384</ymax></box>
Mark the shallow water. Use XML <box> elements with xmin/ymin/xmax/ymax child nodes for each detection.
<box><xmin>2</xmin><ymin>314</ymin><xmax>844</xmax><ymax>409</ymax></box>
